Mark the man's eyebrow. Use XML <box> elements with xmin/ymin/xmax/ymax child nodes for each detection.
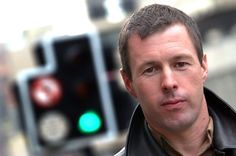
<box><xmin>172</xmin><ymin>54</ymin><xmax>194</xmax><ymax>61</ymax></box>
<box><xmin>137</xmin><ymin>61</ymin><xmax>158</xmax><ymax>71</ymax></box>
<box><xmin>141</xmin><ymin>60</ymin><xmax>160</xmax><ymax>67</ymax></box>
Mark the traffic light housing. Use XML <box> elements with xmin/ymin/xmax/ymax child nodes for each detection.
<box><xmin>16</xmin><ymin>30</ymin><xmax>118</xmax><ymax>155</ymax></box>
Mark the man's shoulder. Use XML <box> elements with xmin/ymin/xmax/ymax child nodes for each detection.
<box><xmin>114</xmin><ymin>147</ymin><xmax>126</xmax><ymax>156</ymax></box>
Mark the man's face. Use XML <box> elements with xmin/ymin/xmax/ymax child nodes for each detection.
<box><xmin>121</xmin><ymin>24</ymin><xmax>208</xmax><ymax>132</ymax></box>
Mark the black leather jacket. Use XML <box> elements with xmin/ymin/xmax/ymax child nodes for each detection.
<box><xmin>115</xmin><ymin>88</ymin><xmax>236</xmax><ymax>156</ymax></box>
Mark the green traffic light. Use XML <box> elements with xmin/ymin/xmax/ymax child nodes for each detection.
<box><xmin>78</xmin><ymin>111</ymin><xmax>102</xmax><ymax>134</ymax></box>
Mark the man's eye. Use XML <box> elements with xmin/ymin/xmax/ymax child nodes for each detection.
<box><xmin>143</xmin><ymin>67</ymin><xmax>157</xmax><ymax>75</ymax></box>
<box><xmin>175</xmin><ymin>62</ymin><xmax>189</xmax><ymax>69</ymax></box>
<box><xmin>145</xmin><ymin>67</ymin><xmax>154</xmax><ymax>73</ymax></box>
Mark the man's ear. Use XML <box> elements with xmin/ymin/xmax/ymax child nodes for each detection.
<box><xmin>120</xmin><ymin>69</ymin><xmax>137</xmax><ymax>98</ymax></box>
<box><xmin>201</xmin><ymin>54</ymin><xmax>208</xmax><ymax>82</ymax></box>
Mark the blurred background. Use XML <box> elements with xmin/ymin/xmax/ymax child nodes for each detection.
<box><xmin>0</xmin><ymin>0</ymin><xmax>236</xmax><ymax>156</ymax></box>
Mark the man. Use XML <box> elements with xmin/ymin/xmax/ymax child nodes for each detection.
<box><xmin>115</xmin><ymin>3</ymin><xmax>236</xmax><ymax>156</ymax></box>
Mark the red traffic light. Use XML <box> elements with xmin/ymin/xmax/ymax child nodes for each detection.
<box><xmin>30</xmin><ymin>77</ymin><xmax>62</xmax><ymax>108</ymax></box>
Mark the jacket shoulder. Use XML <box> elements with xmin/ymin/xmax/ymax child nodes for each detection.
<box><xmin>114</xmin><ymin>147</ymin><xmax>126</xmax><ymax>156</ymax></box>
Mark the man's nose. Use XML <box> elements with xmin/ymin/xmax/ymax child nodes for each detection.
<box><xmin>161</xmin><ymin>68</ymin><xmax>178</xmax><ymax>93</ymax></box>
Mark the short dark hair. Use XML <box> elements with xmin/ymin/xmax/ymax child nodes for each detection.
<box><xmin>118</xmin><ymin>4</ymin><xmax>203</xmax><ymax>79</ymax></box>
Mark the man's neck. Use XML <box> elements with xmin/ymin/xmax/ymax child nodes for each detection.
<box><xmin>149</xmin><ymin>102</ymin><xmax>210</xmax><ymax>155</ymax></box>
<box><xmin>166</xmin><ymin>118</ymin><xmax>210</xmax><ymax>155</ymax></box>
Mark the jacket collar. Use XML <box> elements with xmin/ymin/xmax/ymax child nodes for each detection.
<box><xmin>204</xmin><ymin>88</ymin><xmax>236</xmax><ymax>150</ymax></box>
<box><xmin>125</xmin><ymin>105</ymin><xmax>168</xmax><ymax>156</ymax></box>
<box><xmin>126</xmin><ymin>88</ymin><xmax>236</xmax><ymax>155</ymax></box>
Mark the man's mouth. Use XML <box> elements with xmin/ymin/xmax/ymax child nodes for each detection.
<box><xmin>161</xmin><ymin>98</ymin><xmax>186</xmax><ymax>110</ymax></box>
<box><xmin>162</xmin><ymin>99</ymin><xmax>185</xmax><ymax>105</ymax></box>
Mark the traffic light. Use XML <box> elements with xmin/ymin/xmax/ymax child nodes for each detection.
<box><xmin>15</xmin><ymin>29</ymin><xmax>118</xmax><ymax>155</ymax></box>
